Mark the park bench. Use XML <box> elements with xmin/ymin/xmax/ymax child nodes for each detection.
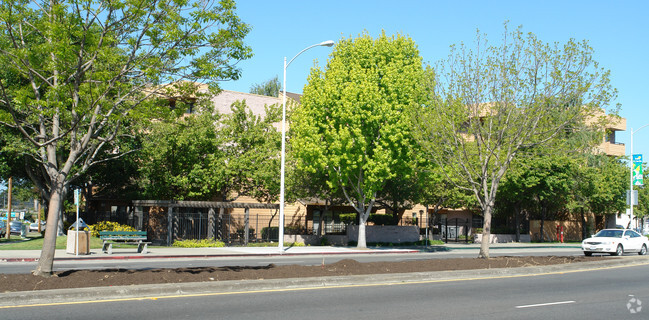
<box><xmin>99</xmin><ymin>231</ymin><xmax>150</xmax><ymax>254</ymax></box>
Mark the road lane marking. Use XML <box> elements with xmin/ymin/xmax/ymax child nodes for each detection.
<box><xmin>2</xmin><ymin>260</ymin><xmax>648</xmax><ymax>309</ymax></box>
<box><xmin>516</xmin><ymin>301</ymin><xmax>576</xmax><ymax>309</ymax></box>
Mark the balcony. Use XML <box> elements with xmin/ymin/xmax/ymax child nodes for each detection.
<box><xmin>596</xmin><ymin>142</ymin><xmax>626</xmax><ymax>157</ymax></box>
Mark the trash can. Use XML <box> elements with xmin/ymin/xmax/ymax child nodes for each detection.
<box><xmin>21</xmin><ymin>223</ymin><xmax>28</xmax><ymax>238</ymax></box>
<box><xmin>66</xmin><ymin>219</ymin><xmax>90</xmax><ymax>255</ymax></box>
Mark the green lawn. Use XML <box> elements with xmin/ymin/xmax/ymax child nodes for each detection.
<box><xmin>0</xmin><ymin>233</ymin><xmax>104</xmax><ymax>250</ymax></box>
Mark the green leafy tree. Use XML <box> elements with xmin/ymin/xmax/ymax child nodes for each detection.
<box><xmin>138</xmin><ymin>112</ymin><xmax>227</xmax><ymax>200</ymax></box>
<box><xmin>84</xmin><ymin>136</ymin><xmax>142</xmax><ymax>201</ymax></box>
<box><xmin>221</xmin><ymin>100</ymin><xmax>281</xmax><ymax>202</ymax></box>
<box><xmin>497</xmin><ymin>153</ymin><xmax>575</xmax><ymax>241</ymax></box>
<box><xmin>413</xmin><ymin>25</ymin><xmax>617</xmax><ymax>258</ymax></box>
<box><xmin>138</xmin><ymin>100</ymin><xmax>281</xmax><ymax>203</ymax></box>
<box><xmin>0</xmin><ymin>0</ymin><xmax>252</xmax><ymax>276</ymax></box>
<box><xmin>291</xmin><ymin>32</ymin><xmax>430</xmax><ymax>248</ymax></box>
<box><xmin>0</xmin><ymin>126</ymin><xmax>19</xmax><ymax>180</ymax></box>
<box><xmin>581</xmin><ymin>155</ymin><xmax>627</xmax><ymax>224</ymax></box>
<box><xmin>250</xmin><ymin>76</ymin><xmax>282</xmax><ymax>97</ymax></box>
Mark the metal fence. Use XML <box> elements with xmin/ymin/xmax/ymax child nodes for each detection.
<box><xmin>438</xmin><ymin>218</ymin><xmax>472</xmax><ymax>243</ymax></box>
<box><xmin>174</xmin><ymin>211</ymin><xmax>287</xmax><ymax>244</ymax></box>
<box><xmin>175</xmin><ymin>211</ymin><xmax>209</xmax><ymax>241</ymax></box>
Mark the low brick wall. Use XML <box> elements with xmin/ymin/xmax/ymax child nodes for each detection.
<box><xmin>284</xmin><ymin>234</ymin><xmax>318</xmax><ymax>245</ymax></box>
<box><xmin>283</xmin><ymin>226</ymin><xmax>419</xmax><ymax>246</ymax></box>
<box><xmin>283</xmin><ymin>234</ymin><xmax>348</xmax><ymax>246</ymax></box>
<box><xmin>473</xmin><ymin>234</ymin><xmax>531</xmax><ymax>243</ymax></box>
<box><xmin>347</xmin><ymin>225</ymin><xmax>420</xmax><ymax>243</ymax></box>
<box><xmin>529</xmin><ymin>220</ymin><xmax>582</xmax><ymax>242</ymax></box>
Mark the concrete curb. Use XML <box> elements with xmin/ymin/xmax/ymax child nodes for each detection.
<box><xmin>2</xmin><ymin>256</ymin><xmax>648</xmax><ymax>307</ymax></box>
<box><xmin>0</xmin><ymin>249</ymin><xmax>421</xmax><ymax>263</ymax></box>
<box><xmin>0</xmin><ymin>244</ymin><xmax>581</xmax><ymax>263</ymax></box>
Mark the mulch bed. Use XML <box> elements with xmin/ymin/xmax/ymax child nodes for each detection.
<box><xmin>0</xmin><ymin>255</ymin><xmax>608</xmax><ymax>292</ymax></box>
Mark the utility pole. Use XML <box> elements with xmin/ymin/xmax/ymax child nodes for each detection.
<box><xmin>5</xmin><ymin>177</ymin><xmax>12</xmax><ymax>239</ymax></box>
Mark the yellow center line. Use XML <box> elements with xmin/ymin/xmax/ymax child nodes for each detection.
<box><xmin>3</xmin><ymin>261</ymin><xmax>649</xmax><ymax>309</ymax></box>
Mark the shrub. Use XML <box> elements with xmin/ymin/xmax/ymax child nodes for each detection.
<box><xmin>236</xmin><ymin>227</ymin><xmax>255</xmax><ymax>238</ymax></box>
<box><xmin>88</xmin><ymin>221</ymin><xmax>137</xmax><ymax>237</ymax></box>
<box><xmin>368</xmin><ymin>214</ymin><xmax>395</xmax><ymax>225</ymax></box>
<box><xmin>285</xmin><ymin>225</ymin><xmax>306</xmax><ymax>235</ymax></box>
<box><xmin>261</xmin><ymin>227</ymin><xmax>279</xmax><ymax>240</ymax></box>
<box><xmin>338</xmin><ymin>213</ymin><xmax>396</xmax><ymax>225</ymax></box>
<box><xmin>172</xmin><ymin>239</ymin><xmax>225</xmax><ymax>248</ymax></box>
<box><xmin>320</xmin><ymin>237</ymin><xmax>331</xmax><ymax>246</ymax></box>
<box><xmin>339</xmin><ymin>213</ymin><xmax>356</xmax><ymax>225</ymax></box>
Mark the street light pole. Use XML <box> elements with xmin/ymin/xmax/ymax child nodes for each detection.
<box><xmin>279</xmin><ymin>40</ymin><xmax>334</xmax><ymax>252</ymax></box>
<box><xmin>630</xmin><ymin>124</ymin><xmax>649</xmax><ymax>231</ymax></box>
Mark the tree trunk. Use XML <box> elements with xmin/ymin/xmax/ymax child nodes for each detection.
<box><xmin>478</xmin><ymin>205</ymin><xmax>493</xmax><ymax>259</ymax></box>
<box><xmin>581</xmin><ymin>208</ymin><xmax>586</xmax><ymax>240</ymax></box>
<box><xmin>355</xmin><ymin>200</ymin><xmax>375</xmax><ymax>249</ymax></box>
<box><xmin>32</xmin><ymin>184</ymin><xmax>65</xmax><ymax>277</ymax></box>
<box><xmin>540</xmin><ymin>205</ymin><xmax>546</xmax><ymax>243</ymax></box>
<box><xmin>357</xmin><ymin>221</ymin><xmax>367</xmax><ymax>248</ymax></box>
<box><xmin>514</xmin><ymin>203</ymin><xmax>521</xmax><ymax>242</ymax></box>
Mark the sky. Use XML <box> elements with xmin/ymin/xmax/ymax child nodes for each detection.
<box><xmin>222</xmin><ymin>0</ymin><xmax>649</xmax><ymax>164</ymax></box>
<box><xmin>2</xmin><ymin>0</ymin><xmax>647</xmax><ymax>193</ymax></box>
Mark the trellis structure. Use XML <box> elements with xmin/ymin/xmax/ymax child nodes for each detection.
<box><xmin>132</xmin><ymin>200</ymin><xmax>279</xmax><ymax>246</ymax></box>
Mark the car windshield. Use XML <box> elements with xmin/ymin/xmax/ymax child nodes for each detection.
<box><xmin>595</xmin><ymin>230</ymin><xmax>624</xmax><ymax>238</ymax></box>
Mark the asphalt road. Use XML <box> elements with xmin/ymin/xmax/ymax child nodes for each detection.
<box><xmin>0</xmin><ymin>247</ymin><xmax>586</xmax><ymax>274</ymax></box>
<box><xmin>3</xmin><ymin>259</ymin><xmax>647</xmax><ymax>319</ymax></box>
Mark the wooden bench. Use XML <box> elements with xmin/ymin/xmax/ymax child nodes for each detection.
<box><xmin>99</xmin><ymin>231</ymin><xmax>150</xmax><ymax>254</ymax></box>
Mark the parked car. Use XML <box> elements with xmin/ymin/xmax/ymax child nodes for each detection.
<box><xmin>0</xmin><ymin>221</ymin><xmax>5</xmax><ymax>237</ymax></box>
<box><xmin>582</xmin><ymin>229</ymin><xmax>649</xmax><ymax>256</ymax></box>
<box><xmin>29</xmin><ymin>220</ymin><xmax>46</xmax><ymax>232</ymax></box>
<box><xmin>9</xmin><ymin>221</ymin><xmax>23</xmax><ymax>235</ymax></box>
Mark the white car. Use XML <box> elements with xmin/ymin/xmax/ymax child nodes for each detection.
<box><xmin>29</xmin><ymin>221</ymin><xmax>46</xmax><ymax>232</ymax></box>
<box><xmin>582</xmin><ymin>229</ymin><xmax>649</xmax><ymax>256</ymax></box>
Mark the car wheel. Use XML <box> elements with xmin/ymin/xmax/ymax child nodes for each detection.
<box><xmin>639</xmin><ymin>245</ymin><xmax>647</xmax><ymax>256</ymax></box>
<box><xmin>612</xmin><ymin>244</ymin><xmax>624</xmax><ymax>256</ymax></box>
<box><xmin>584</xmin><ymin>252</ymin><xmax>593</xmax><ymax>256</ymax></box>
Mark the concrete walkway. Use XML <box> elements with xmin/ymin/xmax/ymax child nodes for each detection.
<box><xmin>0</xmin><ymin>242</ymin><xmax>581</xmax><ymax>262</ymax></box>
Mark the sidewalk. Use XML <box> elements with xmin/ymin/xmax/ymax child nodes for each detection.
<box><xmin>0</xmin><ymin>242</ymin><xmax>581</xmax><ymax>262</ymax></box>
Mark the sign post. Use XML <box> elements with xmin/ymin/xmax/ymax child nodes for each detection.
<box><xmin>74</xmin><ymin>189</ymin><xmax>80</xmax><ymax>257</ymax></box>
<box><xmin>4</xmin><ymin>177</ymin><xmax>12</xmax><ymax>240</ymax></box>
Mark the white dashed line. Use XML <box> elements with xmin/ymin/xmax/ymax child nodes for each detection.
<box><xmin>516</xmin><ymin>301</ymin><xmax>576</xmax><ymax>309</ymax></box>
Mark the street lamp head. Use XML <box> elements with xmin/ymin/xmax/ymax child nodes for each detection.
<box><xmin>319</xmin><ymin>40</ymin><xmax>335</xmax><ymax>47</ymax></box>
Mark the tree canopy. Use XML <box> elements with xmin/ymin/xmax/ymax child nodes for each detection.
<box><xmin>292</xmin><ymin>31</ymin><xmax>430</xmax><ymax>248</ymax></box>
<box><xmin>413</xmin><ymin>25</ymin><xmax>617</xmax><ymax>258</ymax></box>
<box><xmin>250</xmin><ymin>76</ymin><xmax>281</xmax><ymax>97</ymax></box>
<box><xmin>0</xmin><ymin>0</ymin><xmax>252</xmax><ymax>276</ymax></box>
<box><xmin>137</xmin><ymin>100</ymin><xmax>280</xmax><ymax>203</ymax></box>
